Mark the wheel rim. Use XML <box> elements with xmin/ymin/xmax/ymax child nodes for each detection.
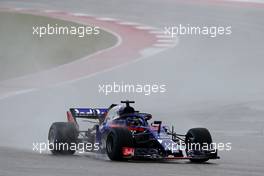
<box><xmin>49</xmin><ymin>129</ymin><xmax>55</xmax><ymax>144</ymax></box>
<box><xmin>106</xmin><ymin>135</ymin><xmax>113</xmax><ymax>154</ymax></box>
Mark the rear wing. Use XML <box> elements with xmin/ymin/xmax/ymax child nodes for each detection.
<box><xmin>67</xmin><ymin>108</ymin><xmax>108</xmax><ymax>128</ymax></box>
<box><xmin>69</xmin><ymin>108</ymin><xmax>108</xmax><ymax>119</ymax></box>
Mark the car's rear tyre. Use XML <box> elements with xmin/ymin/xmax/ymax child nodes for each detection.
<box><xmin>185</xmin><ymin>128</ymin><xmax>212</xmax><ymax>163</ymax></box>
<box><xmin>106</xmin><ymin>128</ymin><xmax>133</xmax><ymax>161</ymax></box>
<box><xmin>48</xmin><ymin>122</ymin><xmax>78</xmax><ymax>155</ymax></box>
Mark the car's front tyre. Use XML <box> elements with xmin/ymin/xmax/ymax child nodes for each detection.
<box><xmin>106</xmin><ymin>128</ymin><xmax>133</xmax><ymax>161</ymax></box>
<box><xmin>185</xmin><ymin>128</ymin><xmax>212</xmax><ymax>163</ymax></box>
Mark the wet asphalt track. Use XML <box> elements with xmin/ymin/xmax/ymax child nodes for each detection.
<box><xmin>0</xmin><ymin>0</ymin><xmax>264</xmax><ymax>176</ymax></box>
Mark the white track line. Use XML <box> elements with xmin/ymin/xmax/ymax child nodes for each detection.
<box><xmin>42</xmin><ymin>9</ymin><xmax>61</xmax><ymax>13</ymax></box>
<box><xmin>226</xmin><ymin>0</ymin><xmax>264</xmax><ymax>4</ymax></box>
<box><xmin>156</xmin><ymin>35</ymin><xmax>173</xmax><ymax>38</ymax></box>
<box><xmin>157</xmin><ymin>39</ymin><xmax>177</xmax><ymax>43</ymax></box>
<box><xmin>96</xmin><ymin>17</ymin><xmax>118</xmax><ymax>21</ymax></box>
<box><xmin>134</xmin><ymin>26</ymin><xmax>158</xmax><ymax>30</ymax></box>
<box><xmin>149</xmin><ymin>31</ymin><xmax>165</xmax><ymax>35</ymax></box>
<box><xmin>118</xmin><ymin>21</ymin><xmax>141</xmax><ymax>26</ymax></box>
<box><xmin>13</xmin><ymin>8</ymin><xmax>25</xmax><ymax>11</ymax></box>
<box><xmin>70</xmin><ymin>13</ymin><xmax>90</xmax><ymax>17</ymax></box>
<box><xmin>0</xmin><ymin>88</ymin><xmax>36</xmax><ymax>100</ymax></box>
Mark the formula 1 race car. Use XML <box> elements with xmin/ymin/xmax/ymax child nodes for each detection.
<box><xmin>48</xmin><ymin>100</ymin><xmax>220</xmax><ymax>163</ymax></box>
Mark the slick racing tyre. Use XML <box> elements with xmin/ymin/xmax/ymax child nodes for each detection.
<box><xmin>106</xmin><ymin>128</ymin><xmax>133</xmax><ymax>161</ymax></box>
<box><xmin>48</xmin><ymin>122</ymin><xmax>78</xmax><ymax>155</ymax></box>
<box><xmin>185</xmin><ymin>128</ymin><xmax>212</xmax><ymax>163</ymax></box>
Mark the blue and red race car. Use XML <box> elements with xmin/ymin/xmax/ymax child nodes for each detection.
<box><xmin>48</xmin><ymin>100</ymin><xmax>219</xmax><ymax>163</ymax></box>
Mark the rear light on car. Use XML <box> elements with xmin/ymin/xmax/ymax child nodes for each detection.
<box><xmin>128</xmin><ymin>127</ymin><xmax>145</xmax><ymax>132</ymax></box>
<box><xmin>122</xmin><ymin>147</ymin><xmax>134</xmax><ymax>156</ymax></box>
